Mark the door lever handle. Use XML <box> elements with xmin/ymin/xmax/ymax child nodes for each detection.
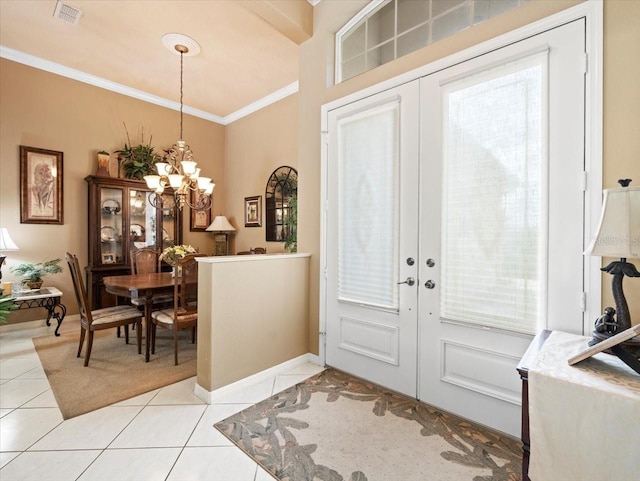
<box><xmin>398</xmin><ymin>277</ymin><xmax>415</xmax><ymax>286</ymax></box>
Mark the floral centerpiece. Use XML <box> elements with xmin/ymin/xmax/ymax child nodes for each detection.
<box><xmin>159</xmin><ymin>244</ymin><xmax>197</xmax><ymax>267</ymax></box>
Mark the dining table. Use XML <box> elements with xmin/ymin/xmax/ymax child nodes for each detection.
<box><xmin>102</xmin><ymin>272</ymin><xmax>175</xmax><ymax>362</ymax></box>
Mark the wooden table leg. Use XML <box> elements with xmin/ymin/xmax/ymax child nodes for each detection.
<box><xmin>144</xmin><ymin>289</ymin><xmax>153</xmax><ymax>362</ymax></box>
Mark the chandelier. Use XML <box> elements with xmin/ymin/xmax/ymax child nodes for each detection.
<box><xmin>144</xmin><ymin>34</ymin><xmax>214</xmax><ymax>211</ymax></box>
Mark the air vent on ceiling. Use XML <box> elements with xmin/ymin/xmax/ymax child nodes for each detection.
<box><xmin>53</xmin><ymin>1</ymin><xmax>82</xmax><ymax>25</ymax></box>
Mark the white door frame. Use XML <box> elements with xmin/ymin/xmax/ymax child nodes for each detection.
<box><xmin>320</xmin><ymin>0</ymin><xmax>603</xmax><ymax>365</ymax></box>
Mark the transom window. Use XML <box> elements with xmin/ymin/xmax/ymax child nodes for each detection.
<box><xmin>336</xmin><ymin>0</ymin><xmax>529</xmax><ymax>83</ymax></box>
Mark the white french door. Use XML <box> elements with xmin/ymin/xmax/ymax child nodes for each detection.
<box><xmin>323</xmin><ymin>15</ymin><xmax>591</xmax><ymax>437</ymax></box>
<box><xmin>419</xmin><ymin>19</ymin><xmax>586</xmax><ymax>436</ymax></box>
<box><xmin>325</xmin><ymin>81</ymin><xmax>420</xmax><ymax>397</ymax></box>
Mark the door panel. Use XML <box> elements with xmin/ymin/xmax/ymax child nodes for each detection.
<box><xmin>419</xmin><ymin>19</ymin><xmax>586</xmax><ymax>436</ymax></box>
<box><xmin>325</xmin><ymin>82</ymin><xmax>420</xmax><ymax>397</ymax></box>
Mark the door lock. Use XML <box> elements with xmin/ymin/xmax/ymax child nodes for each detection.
<box><xmin>426</xmin><ymin>258</ymin><xmax>436</xmax><ymax>267</ymax></box>
<box><xmin>406</xmin><ymin>257</ymin><xmax>415</xmax><ymax>266</ymax></box>
<box><xmin>424</xmin><ymin>280</ymin><xmax>436</xmax><ymax>289</ymax></box>
<box><xmin>398</xmin><ymin>277</ymin><xmax>415</xmax><ymax>286</ymax></box>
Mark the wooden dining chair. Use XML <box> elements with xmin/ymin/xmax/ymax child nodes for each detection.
<box><xmin>66</xmin><ymin>252</ymin><xmax>142</xmax><ymax>366</ymax></box>
<box><xmin>130</xmin><ymin>247</ymin><xmax>162</xmax><ymax>274</ymax></box>
<box><xmin>129</xmin><ymin>247</ymin><xmax>174</xmax><ymax>308</ymax></box>
<box><xmin>150</xmin><ymin>253</ymin><xmax>203</xmax><ymax>365</ymax></box>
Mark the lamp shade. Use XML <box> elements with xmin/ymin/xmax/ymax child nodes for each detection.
<box><xmin>585</xmin><ymin>185</ymin><xmax>640</xmax><ymax>258</ymax></box>
<box><xmin>206</xmin><ymin>216</ymin><xmax>236</xmax><ymax>233</ymax></box>
<box><xmin>0</xmin><ymin>227</ymin><xmax>19</xmax><ymax>251</ymax></box>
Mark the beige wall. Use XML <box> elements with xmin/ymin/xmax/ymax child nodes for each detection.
<box><xmin>197</xmin><ymin>254</ymin><xmax>310</xmax><ymax>391</ymax></box>
<box><xmin>602</xmin><ymin>1</ymin><xmax>640</xmax><ymax>321</ymax></box>
<box><xmin>298</xmin><ymin>0</ymin><xmax>640</xmax><ymax>354</ymax></box>
<box><xmin>225</xmin><ymin>93</ymin><xmax>299</xmax><ymax>254</ymax></box>
<box><xmin>0</xmin><ymin>59</ymin><xmax>225</xmax><ymax>320</ymax></box>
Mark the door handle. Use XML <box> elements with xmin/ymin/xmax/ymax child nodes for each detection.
<box><xmin>398</xmin><ymin>277</ymin><xmax>415</xmax><ymax>286</ymax></box>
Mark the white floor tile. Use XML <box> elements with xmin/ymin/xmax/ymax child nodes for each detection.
<box><xmin>167</xmin><ymin>446</ymin><xmax>258</xmax><ymax>481</ymax></box>
<box><xmin>0</xmin><ymin>408</ymin><xmax>62</xmax><ymax>451</ymax></box>
<box><xmin>0</xmin><ymin>451</ymin><xmax>20</xmax><ymax>469</ymax></box>
<box><xmin>113</xmin><ymin>387</ymin><xmax>160</xmax><ymax>406</ymax></box>
<box><xmin>149</xmin><ymin>376</ymin><xmax>205</xmax><ymax>405</ymax></box>
<box><xmin>187</xmin><ymin>403</ymin><xmax>251</xmax><ymax>447</ymax></box>
<box><xmin>110</xmin><ymin>404</ymin><xmax>206</xmax><ymax>448</ymax></box>
<box><xmin>282</xmin><ymin>362</ymin><xmax>325</xmax><ymax>377</ymax></box>
<box><xmin>214</xmin><ymin>377</ymin><xmax>275</xmax><ymax>404</ymax></box>
<box><xmin>0</xmin><ymin>379</ymin><xmax>51</xmax><ymax>409</ymax></box>
<box><xmin>0</xmin><ymin>358</ymin><xmax>42</xmax><ymax>380</ymax></box>
<box><xmin>30</xmin><ymin>406</ymin><xmax>142</xmax><ymax>450</ymax></box>
<box><xmin>0</xmin><ymin>408</ymin><xmax>14</xmax><ymax>419</ymax></box>
<box><xmin>272</xmin><ymin>373</ymin><xmax>317</xmax><ymax>395</ymax></box>
<box><xmin>21</xmin><ymin>389</ymin><xmax>57</xmax><ymax>408</ymax></box>
<box><xmin>17</xmin><ymin>365</ymin><xmax>46</xmax><ymax>379</ymax></box>
<box><xmin>0</xmin><ymin>341</ymin><xmax>39</xmax><ymax>361</ymax></box>
<box><xmin>255</xmin><ymin>464</ymin><xmax>277</xmax><ymax>481</ymax></box>
<box><xmin>0</xmin><ymin>450</ymin><xmax>101</xmax><ymax>481</ymax></box>
<box><xmin>78</xmin><ymin>447</ymin><xmax>181</xmax><ymax>481</ymax></box>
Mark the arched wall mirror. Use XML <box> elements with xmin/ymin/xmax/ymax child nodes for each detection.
<box><xmin>265</xmin><ymin>166</ymin><xmax>297</xmax><ymax>251</ymax></box>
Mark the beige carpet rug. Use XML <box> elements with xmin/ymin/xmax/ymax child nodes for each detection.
<box><xmin>33</xmin><ymin>327</ymin><xmax>196</xmax><ymax>419</ymax></box>
<box><xmin>216</xmin><ymin>368</ymin><xmax>521</xmax><ymax>481</ymax></box>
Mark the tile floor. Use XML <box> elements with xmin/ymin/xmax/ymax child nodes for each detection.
<box><xmin>0</xmin><ymin>319</ymin><xmax>325</xmax><ymax>481</ymax></box>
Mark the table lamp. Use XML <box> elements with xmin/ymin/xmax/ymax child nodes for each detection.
<box><xmin>206</xmin><ymin>216</ymin><xmax>236</xmax><ymax>256</ymax></box>
<box><xmin>0</xmin><ymin>227</ymin><xmax>20</xmax><ymax>281</ymax></box>
<box><xmin>584</xmin><ymin>179</ymin><xmax>640</xmax><ymax>353</ymax></box>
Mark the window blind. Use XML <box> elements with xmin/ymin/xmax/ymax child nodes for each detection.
<box><xmin>441</xmin><ymin>54</ymin><xmax>548</xmax><ymax>334</ymax></box>
<box><xmin>337</xmin><ymin>100</ymin><xmax>400</xmax><ymax>310</ymax></box>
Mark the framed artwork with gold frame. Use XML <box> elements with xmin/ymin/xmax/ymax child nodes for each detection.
<box><xmin>20</xmin><ymin>146</ymin><xmax>64</xmax><ymax>224</ymax></box>
<box><xmin>190</xmin><ymin>190</ymin><xmax>212</xmax><ymax>231</ymax></box>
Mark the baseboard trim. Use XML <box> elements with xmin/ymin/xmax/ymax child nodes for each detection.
<box><xmin>195</xmin><ymin>353</ymin><xmax>323</xmax><ymax>403</ymax></box>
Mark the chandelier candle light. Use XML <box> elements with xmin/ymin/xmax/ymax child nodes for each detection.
<box><xmin>144</xmin><ymin>33</ymin><xmax>214</xmax><ymax>211</ymax></box>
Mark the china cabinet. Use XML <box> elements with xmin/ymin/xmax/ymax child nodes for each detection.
<box><xmin>85</xmin><ymin>176</ymin><xmax>182</xmax><ymax>309</ymax></box>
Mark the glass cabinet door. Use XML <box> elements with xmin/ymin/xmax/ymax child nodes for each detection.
<box><xmin>100</xmin><ymin>187</ymin><xmax>124</xmax><ymax>265</ymax></box>
<box><xmin>129</xmin><ymin>189</ymin><xmax>159</xmax><ymax>251</ymax></box>
<box><xmin>160</xmin><ymin>193</ymin><xmax>178</xmax><ymax>249</ymax></box>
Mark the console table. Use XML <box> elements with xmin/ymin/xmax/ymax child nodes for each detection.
<box><xmin>13</xmin><ymin>287</ymin><xmax>67</xmax><ymax>336</ymax></box>
<box><xmin>519</xmin><ymin>330</ymin><xmax>640</xmax><ymax>481</ymax></box>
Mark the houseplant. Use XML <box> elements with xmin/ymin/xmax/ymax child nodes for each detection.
<box><xmin>11</xmin><ymin>258</ymin><xmax>63</xmax><ymax>289</ymax></box>
<box><xmin>0</xmin><ymin>294</ymin><xmax>16</xmax><ymax>323</ymax></box>
<box><xmin>114</xmin><ymin>124</ymin><xmax>159</xmax><ymax>180</ymax></box>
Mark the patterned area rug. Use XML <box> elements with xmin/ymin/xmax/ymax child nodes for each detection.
<box><xmin>215</xmin><ymin>368</ymin><xmax>521</xmax><ymax>481</ymax></box>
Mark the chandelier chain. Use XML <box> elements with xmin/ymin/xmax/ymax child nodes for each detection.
<box><xmin>180</xmin><ymin>51</ymin><xmax>184</xmax><ymax>140</ymax></box>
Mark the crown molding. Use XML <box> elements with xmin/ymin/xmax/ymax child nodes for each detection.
<box><xmin>307</xmin><ymin>0</ymin><xmax>322</xmax><ymax>5</ymax></box>
<box><xmin>223</xmin><ymin>81</ymin><xmax>299</xmax><ymax>124</ymax></box>
<box><xmin>0</xmin><ymin>45</ymin><xmax>298</xmax><ymax>125</ymax></box>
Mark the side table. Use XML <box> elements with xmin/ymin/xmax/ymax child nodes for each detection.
<box><xmin>516</xmin><ymin>329</ymin><xmax>550</xmax><ymax>481</ymax></box>
<box><xmin>13</xmin><ymin>287</ymin><xmax>67</xmax><ymax>336</ymax></box>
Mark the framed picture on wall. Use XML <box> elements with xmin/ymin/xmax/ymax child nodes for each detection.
<box><xmin>190</xmin><ymin>190</ymin><xmax>212</xmax><ymax>231</ymax></box>
<box><xmin>19</xmin><ymin>145</ymin><xmax>64</xmax><ymax>224</ymax></box>
<box><xmin>245</xmin><ymin>195</ymin><xmax>262</xmax><ymax>227</ymax></box>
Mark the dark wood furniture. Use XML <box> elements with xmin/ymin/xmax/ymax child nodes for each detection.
<box><xmin>150</xmin><ymin>254</ymin><xmax>203</xmax><ymax>365</ymax></box>
<box><xmin>66</xmin><ymin>252</ymin><xmax>143</xmax><ymax>366</ymax></box>
<box><xmin>85</xmin><ymin>175</ymin><xmax>182</xmax><ymax>310</ymax></box>
<box><xmin>102</xmin><ymin>272</ymin><xmax>177</xmax><ymax>362</ymax></box>
<box><xmin>516</xmin><ymin>329</ymin><xmax>551</xmax><ymax>481</ymax></box>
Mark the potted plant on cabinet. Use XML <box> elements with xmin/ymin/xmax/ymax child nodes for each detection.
<box><xmin>114</xmin><ymin>124</ymin><xmax>159</xmax><ymax>180</ymax></box>
<box><xmin>11</xmin><ymin>258</ymin><xmax>63</xmax><ymax>290</ymax></box>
